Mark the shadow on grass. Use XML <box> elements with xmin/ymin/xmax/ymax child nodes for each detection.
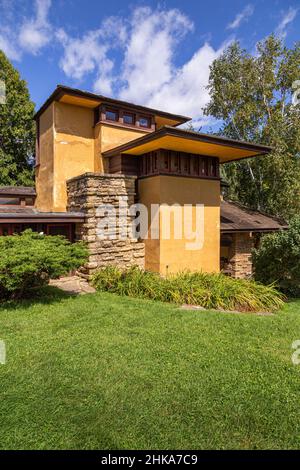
<box><xmin>0</xmin><ymin>285</ymin><xmax>78</xmax><ymax>312</ymax></box>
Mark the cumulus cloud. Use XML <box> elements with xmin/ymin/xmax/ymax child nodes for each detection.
<box><xmin>55</xmin><ymin>6</ymin><xmax>224</xmax><ymax>126</ymax></box>
<box><xmin>0</xmin><ymin>4</ymin><xmax>226</xmax><ymax>126</ymax></box>
<box><xmin>18</xmin><ymin>0</ymin><xmax>52</xmax><ymax>54</ymax></box>
<box><xmin>147</xmin><ymin>42</ymin><xmax>224</xmax><ymax>120</ymax></box>
<box><xmin>0</xmin><ymin>26</ymin><xmax>21</xmax><ymax>60</ymax></box>
<box><xmin>227</xmin><ymin>4</ymin><xmax>254</xmax><ymax>30</ymax></box>
<box><xmin>275</xmin><ymin>7</ymin><xmax>298</xmax><ymax>38</ymax></box>
<box><xmin>56</xmin><ymin>15</ymin><xmax>127</xmax><ymax>95</ymax></box>
<box><xmin>119</xmin><ymin>7</ymin><xmax>194</xmax><ymax>103</ymax></box>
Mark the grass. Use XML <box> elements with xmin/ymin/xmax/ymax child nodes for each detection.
<box><xmin>92</xmin><ymin>266</ymin><xmax>284</xmax><ymax>313</ymax></box>
<box><xmin>0</xmin><ymin>288</ymin><xmax>299</xmax><ymax>449</ymax></box>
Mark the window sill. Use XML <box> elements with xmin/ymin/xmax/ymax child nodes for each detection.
<box><xmin>94</xmin><ymin>120</ymin><xmax>154</xmax><ymax>133</ymax></box>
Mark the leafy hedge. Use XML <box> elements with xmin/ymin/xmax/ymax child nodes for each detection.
<box><xmin>253</xmin><ymin>217</ymin><xmax>300</xmax><ymax>296</ymax></box>
<box><xmin>92</xmin><ymin>266</ymin><xmax>284</xmax><ymax>313</ymax></box>
<box><xmin>0</xmin><ymin>230</ymin><xmax>88</xmax><ymax>299</ymax></box>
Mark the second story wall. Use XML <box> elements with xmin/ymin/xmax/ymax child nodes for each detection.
<box><xmin>53</xmin><ymin>102</ymin><xmax>95</xmax><ymax>211</ymax></box>
<box><xmin>35</xmin><ymin>103</ymin><xmax>54</xmax><ymax>211</ymax></box>
<box><xmin>36</xmin><ymin>101</ymin><xmax>154</xmax><ymax>212</ymax></box>
<box><xmin>95</xmin><ymin>123</ymin><xmax>149</xmax><ymax>172</ymax></box>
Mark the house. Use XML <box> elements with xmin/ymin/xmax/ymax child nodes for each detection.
<box><xmin>0</xmin><ymin>85</ymin><xmax>287</xmax><ymax>278</ymax></box>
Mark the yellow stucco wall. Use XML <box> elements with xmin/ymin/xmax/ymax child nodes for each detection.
<box><xmin>36</xmin><ymin>102</ymin><xmax>150</xmax><ymax>211</ymax></box>
<box><xmin>138</xmin><ymin>176</ymin><xmax>220</xmax><ymax>275</ymax></box>
<box><xmin>97</xmin><ymin>123</ymin><xmax>148</xmax><ymax>172</ymax></box>
<box><xmin>53</xmin><ymin>102</ymin><xmax>95</xmax><ymax>211</ymax></box>
<box><xmin>35</xmin><ymin>103</ymin><xmax>54</xmax><ymax>211</ymax></box>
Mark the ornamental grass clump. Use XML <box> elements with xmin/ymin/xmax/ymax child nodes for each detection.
<box><xmin>92</xmin><ymin>266</ymin><xmax>285</xmax><ymax>313</ymax></box>
<box><xmin>0</xmin><ymin>230</ymin><xmax>88</xmax><ymax>300</ymax></box>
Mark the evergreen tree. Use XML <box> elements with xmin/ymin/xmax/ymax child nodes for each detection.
<box><xmin>0</xmin><ymin>50</ymin><xmax>35</xmax><ymax>186</ymax></box>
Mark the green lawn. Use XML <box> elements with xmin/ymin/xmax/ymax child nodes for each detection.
<box><xmin>0</xmin><ymin>288</ymin><xmax>300</xmax><ymax>450</ymax></box>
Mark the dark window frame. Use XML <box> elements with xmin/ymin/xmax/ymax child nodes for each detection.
<box><xmin>123</xmin><ymin>112</ymin><xmax>135</xmax><ymax>126</ymax></box>
<box><xmin>95</xmin><ymin>104</ymin><xmax>154</xmax><ymax>131</ymax></box>
<box><xmin>105</xmin><ymin>108</ymin><xmax>119</xmax><ymax>122</ymax></box>
<box><xmin>139</xmin><ymin>115</ymin><xmax>151</xmax><ymax>128</ymax></box>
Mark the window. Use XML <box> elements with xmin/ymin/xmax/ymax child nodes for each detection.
<box><xmin>139</xmin><ymin>116</ymin><xmax>150</xmax><ymax>128</ymax></box>
<box><xmin>123</xmin><ymin>112</ymin><xmax>135</xmax><ymax>125</ymax></box>
<box><xmin>105</xmin><ymin>109</ymin><xmax>118</xmax><ymax>121</ymax></box>
<box><xmin>47</xmin><ymin>224</ymin><xmax>72</xmax><ymax>241</ymax></box>
<box><xmin>25</xmin><ymin>197</ymin><xmax>34</xmax><ymax>206</ymax></box>
<box><xmin>0</xmin><ymin>197</ymin><xmax>20</xmax><ymax>205</ymax></box>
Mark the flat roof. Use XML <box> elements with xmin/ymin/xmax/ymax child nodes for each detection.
<box><xmin>0</xmin><ymin>186</ymin><xmax>36</xmax><ymax>196</ymax></box>
<box><xmin>0</xmin><ymin>209</ymin><xmax>85</xmax><ymax>223</ymax></box>
<box><xmin>103</xmin><ymin>126</ymin><xmax>273</xmax><ymax>163</ymax></box>
<box><xmin>34</xmin><ymin>85</ymin><xmax>191</xmax><ymax>125</ymax></box>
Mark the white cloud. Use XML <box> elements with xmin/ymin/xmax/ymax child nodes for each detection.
<box><xmin>56</xmin><ymin>6</ymin><xmax>224</xmax><ymax>126</ymax></box>
<box><xmin>147</xmin><ymin>42</ymin><xmax>224</xmax><ymax>119</ymax></box>
<box><xmin>56</xmin><ymin>15</ymin><xmax>127</xmax><ymax>95</ymax></box>
<box><xmin>0</xmin><ymin>26</ymin><xmax>21</xmax><ymax>60</ymax></box>
<box><xmin>275</xmin><ymin>7</ymin><xmax>298</xmax><ymax>38</ymax></box>
<box><xmin>56</xmin><ymin>29</ymin><xmax>108</xmax><ymax>80</ymax></box>
<box><xmin>0</xmin><ymin>4</ymin><xmax>226</xmax><ymax>127</ymax></box>
<box><xmin>119</xmin><ymin>7</ymin><xmax>194</xmax><ymax>103</ymax></box>
<box><xmin>227</xmin><ymin>4</ymin><xmax>254</xmax><ymax>30</ymax></box>
<box><xmin>18</xmin><ymin>0</ymin><xmax>52</xmax><ymax>54</ymax></box>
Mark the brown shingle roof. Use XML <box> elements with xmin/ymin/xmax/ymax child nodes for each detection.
<box><xmin>221</xmin><ymin>200</ymin><xmax>288</xmax><ymax>232</ymax></box>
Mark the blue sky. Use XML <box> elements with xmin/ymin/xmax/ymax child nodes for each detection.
<box><xmin>0</xmin><ymin>0</ymin><xmax>299</xmax><ymax>128</ymax></box>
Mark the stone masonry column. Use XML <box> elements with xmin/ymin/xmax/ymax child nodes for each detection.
<box><xmin>67</xmin><ymin>173</ymin><xmax>145</xmax><ymax>278</ymax></box>
<box><xmin>229</xmin><ymin>232</ymin><xmax>255</xmax><ymax>279</ymax></box>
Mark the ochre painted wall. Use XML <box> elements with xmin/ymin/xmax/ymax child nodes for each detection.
<box><xmin>35</xmin><ymin>103</ymin><xmax>54</xmax><ymax>211</ymax></box>
<box><xmin>97</xmin><ymin>123</ymin><xmax>148</xmax><ymax>172</ymax></box>
<box><xmin>53</xmin><ymin>102</ymin><xmax>95</xmax><ymax>211</ymax></box>
<box><xmin>138</xmin><ymin>176</ymin><xmax>220</xmax><ymax>275</ymax></box>
<box><xmin>36</xmin><ymin>102</ymin><xmax>150</xmax><ymax>211</ymax></box>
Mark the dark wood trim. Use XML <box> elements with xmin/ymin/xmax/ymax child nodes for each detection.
<box><xmin>46</xmin><ymin>223</ymin><xmax>73</xmax><ymax>240</ymax></box>
<box><xmin>94</xmin><ymin>119</ymin><xmax>153</xmax><ymax>133</ymax></box>
<box><xmin>138</xmin><ymin>173</ymin><xmax>221</xmax><ymax>181</ymax></box>
<box><xmin>103</xmin><ymin>125</ymin><xmax>273</xmax><ymax>158</ymax></box>
<box><xmin>108</xmin><ymin>149</ymin><xmax>221</xmax><ymax>180</ymax></box>
<box><xmin>95</xmin><ymin>104</ymin><xmax>155</xmax><ymax>132</ymax></box>
<box><xmin>0</xmin><ymin>216</ymin><xmax>84</xmax><ymax>223</ymax></box>
<box><xmin>221</xmin><ymin>228</ymin><xmax>287</xmax><ymax>233</ymax></box>
<box><xmin>34</xmin><ymin>85</ymin><xmax>191</xmax><ymax>124</ymax></box>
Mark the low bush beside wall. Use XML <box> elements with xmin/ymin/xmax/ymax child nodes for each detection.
<box><xmin>0</xmin><ymin>230</ymin><xmax>88</xmax><ymax>300</ymax></box>
<box><xmin>92</xmin><ymin>266</ymin><xmax>284</xmax><ymax>313</ymax></box>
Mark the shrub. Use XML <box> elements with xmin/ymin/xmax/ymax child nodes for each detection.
<box><xmin>253</xmin><ymin>217</ymin><xmax>300</xmax><ymax>296</ymax></box>
<box><xmin>0</xmin><ymin>230</ymin><xmax>88</xmax><ymax>299</ymax></box>
<box><xmin>92</xmin><ymin>266</ymin><xmax>284</xmax><ymax>313</ymax></box>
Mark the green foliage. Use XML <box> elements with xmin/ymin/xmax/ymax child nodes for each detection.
<box><xmin>0</xmin><ymin>230</ymin><xmax>88</xmax><ymax>299</ymax></box>
<box><xmin>0</xmin><ymin>290</ymin><xmax>299</xmax><ymax>449</ymax></box>
<box><xmin>204</xmin><ymin>35</ymin><xmax>300</xmax><ymax>219</ymax></box>
<box><xmin>0</xmin><ymin>50</ymin><xmax>35</xmax><ymax>186</ymax></box>
<box><xmin>253</xmin><ymin>218</ymin><xmax>300</xmax><ymax>296</ymax></box>
<box><xmin>92</xmin><ymin>266</ymin><xmax>284</xmax><ymax>313</ymax></box>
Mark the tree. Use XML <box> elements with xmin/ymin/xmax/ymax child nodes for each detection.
<box><xmin>0</xmin><ymin>50</ymin><xmax>35</xmax><ymax>186</ymax></box>
<box><xmin>204</xmin><ymin>35</ymin><xmax>300</xmax><ymax>220</ymax></box>
<box><xmin>253</xmin><ymin>217</ymin><xmax>300</xmax><ymax>296</ymax></box>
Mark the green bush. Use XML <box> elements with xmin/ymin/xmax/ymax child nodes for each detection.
<box><xmin>92</xmin><ymin>266</ymin><xmax>284</xmax><ymax>313</ymax></box>
<box><xmin>0</xmin><ymin>230</ymin><xmax>88</xmax><ymax>299</ymax></box>
<box><xmin>253</xmin><ymin>217</ymin><xmax>300</xmax><ymax>296</ymax></box>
